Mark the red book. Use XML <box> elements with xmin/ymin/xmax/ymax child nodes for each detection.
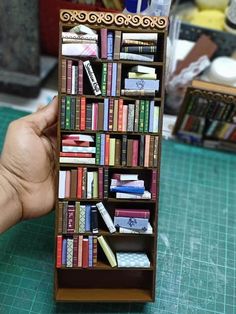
<box><xmin>106</xmin><ymin>63</ymin><xmax>112</xmax><ymax>96</ymax></box>
<box><xmin>65</xmin><ymin>170</ymin><xmax>71</xmax><ymax>198</ymax></box>
<box><xmin>80</xmin><ymin>97</ymin><xmax>86</xmax><ymax>130</ymax></box>
<box><xmin>66</xmin><ymin>60</ymin><xmax>72</xmax><ymax>94</ymax></box>
<box><xmin>62</xmin><ymin>139</ymin><xmax>90</xmax><ymax>147</ymax></box>
<box><xmin>61</xmin><ymin>59</ymin><xmax>67</xmax><ymax>94</ymax></box>
<box><xmin>151</xmin><ymin>169</ymin><xmax>157</xmax><ymax>200</ymax></box>
<box><xmin>105</xmin><ymin>134</ymin><xmax>110</xmax><ymax>166</ymax></box>
<box><xmin>108</xmin><ymin>98</ymin><xmax>114</xmax><ymax>131</ymax></box>
<box><xmin>78</xmin><ymin>60</ymin><xmax>83</xmax><ymax>95</ymax></box>
<box><xmin>82</xmin><ymin>238</ymin><xmax>89</xmax><ymax>268</ymax></box>
<box><xmin>115</xmin><ymin>209</ymin><xmax>150</xmax><ymax>219</ymax></box>
<box><xmin>118</xmin><ymin>99</ymin><xmax>123</xmax><ymax>132</ymax></box>
<box><xmin>230</xmin><ymin>129</ymin><xmax>236</xmax><ymax>141</ymax></box>
<box><xmin>98</xmin><ymin>167</ymin><xmax>104</xmax><ymax>199</ymax></box>
<box><xmin>56</xmin><ymin>235</ymin><xmax>62</xmax><ymax>268</ymax></box>
<box><xmin>73</xmin><ymin>235</ymin><xmax>79</xmax><ymax>267</ymax></box>
<box><xmin>77</xmin><ymin>167</ymin><xmax>83</xmax><ymax>199</ymax></box>
<box><xmin>93</xmin><ymin>236</ymin><xmax>97</xmax><ymax>266</ymax></box>
<box><xmin>144</xmin><ymin>135</ymin><xmax>150</xmax><ymax>167</ymax></box>
<box><xmin>67</xmin><ymin>205</ymin><xmax>75</xmax><ymax>234</ymax></box>
<box><xmin>100</xmin><ymin>29</ymin><xmax>107</xmax><ymax>59</ymax></box>
<box><xmin>60</xmin><ymin>152</ymin><xmax>93</xmax><ymax>158</ymax></box>
<box><xmin>132</xmin><ymin>140</ymin><xmax>139</xmax><ymax>166</ymax></box>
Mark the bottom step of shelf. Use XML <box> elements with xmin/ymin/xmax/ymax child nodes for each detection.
<box><xmin>56</xmin><ymin>288</ymin><xmax>154</xmax><ymax>302</ymax></box>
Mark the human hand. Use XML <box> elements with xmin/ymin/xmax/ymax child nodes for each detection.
<box><xmin>0</xmin><ymin>96</ymin><xmax>58</xmax><ymax>227</ymax></box>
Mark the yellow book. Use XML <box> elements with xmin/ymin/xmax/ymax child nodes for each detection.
<box><xmin>93</xmin><ymin>171</ymin><xmax>98</xmax><ymax>198</ymax></box>
<box><xmin>113</xmin><ymin>99</ymin><xmax>119</xmax><ymax>131</ymax></box>
<box><xmin>128</xmin><ymin>72</ymin><xmax>157</xmax><ymax>79</ymax></box>
<box><xmin>98</xmin><ymin>236</ymin><xmax>117</xmax><ymax>267</ymax></box>
<box><xmin>109</xmin><ymin>138</ymin><xmax>116</xmax><ymax>166</ymax></box>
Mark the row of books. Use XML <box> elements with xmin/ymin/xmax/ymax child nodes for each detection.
<box><xmin>58</xmin><ymin>201</ymin><xmax>153</xmax><ymax>235</ymax></box>
<box><xmin>205</xmin><ymin>120</ymin><xmax>236</xmax><ymax>141</ymax></box>
<box><xmin>60</xmin><ymin>133</ymin><xmax>158</xmax><ymax>168</ymax></box>
<box><xmin>59</xmin><ymin>170</ymin><xmax>157</xmax><ymax>200</ymax></box>
<box><xmin>186</xmin><ymin>96</ymin><xmax>236</xmax><ymax>123</ymax></box>
<box><xmin>57</xmin><ymin>234</ymin><xmax>151</xmax><ymax>268</ymax></box>
<box><xmin>58</xmin><ymin>167</ymin><xmax>107</xmax><ymax>199</ymax></box>
<box><xmin>61</xmin><ymin>96</ymin><xmax>159</xmax><ymax>133</ymax></box>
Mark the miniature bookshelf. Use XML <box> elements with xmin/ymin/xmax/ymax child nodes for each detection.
<box><xmin>173</xmin><ymin>80</ymin><xmax>236</xmax><ymax>152</ymax></box>
<box><xmin>55</xmin><ymin>10</ymin><xmax>168</xmax><ymax>302</ymax></box>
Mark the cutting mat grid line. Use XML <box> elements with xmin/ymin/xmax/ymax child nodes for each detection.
<box><xmin>0</xmin><ymin>108</ymin><xmax>236</xmax><ymax>313</ymax></box>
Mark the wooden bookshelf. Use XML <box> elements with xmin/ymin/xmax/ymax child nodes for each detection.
<box><xmin>55</xmin><ymin>10</ymin><xmax>168</xmax><ymax>302</ymax></box>
<box><xmin>173</xmin><ymin>80</ymin><xmax>236</xmax><ymax>152</ymax></box>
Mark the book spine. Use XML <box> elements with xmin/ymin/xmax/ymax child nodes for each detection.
<box><xmin>60</xmin><ymin>157</ymin><xmax>95</xmax><ymax>165</ymax></box>
<box><xmin>83</xmin><ymin>60</ymin><xmax>101</xmax><ymax>96</ymax></box>
<box><xmin>59</xmin><ymin>170</ymin><xmax>66</xmax><ymax>199</ymax></box>
<box><xmin>109</xmin><ymin>138</ymin><xmax>116</xmax><ymax>166</ymax></box>
<box><xmin>60</xmin><ymin>96</ymin><xmax>66</xmax><ymax>130</ymax></box>
<box><xmin>104</xmin><ymin>168</ymin><xmax>109</xmax><ymax>198</ymax></box>
<box><xmin>111</xmin><ymin>63</ymin><xmax>117</xmax><ymax>96</ymax></box>
<box><xmin>79</xmin><ymin>205</ymin><xmax>86</xmax><ymax>233</ymax></box>
<box><xmin>122</xmin><ymin>105</ymin><xmax>128</xmax><ymax>132</ymax></box>
<box><xmin>66</xmin><ymin>60</ymin><xmax>72</xmax><ymax>94</ymax></box>
<box><xmin>75</xmin><ymin>201</ymin><xmax>80</xmax><ymax>233</ymax></box>
<box><xmin>66</xmin><ymin>238</ymin><xmax>73</xmax><ymax>268</ymax></box>
<box><xmin>144</xmin><ymin>135</ymin><xmax>150</xmax><ymax>167</ymax></box>
<box><xmin>153</xmin><ymin>136</ymin><xmax>159</xmax><ymax>167</ymax></box>
<box><xmin>86</xmin><ymin>103</ymin><xmax>92</xmax><ymax>130</ymax></box>
<box><xmin>96</xmin><ymin>202</ymin><xmax>116</xmax><ymax>233</ymax></box>
<box><xmin>77</xmin><ymin>168</ymin><xmax>82</xmax><ymax>198</ymax></box>
<box><xmin>100</xmin><ymin>134</ymin><xmax>105</xmax><ymax>165</ymax></box>
<box><xmin>114</xmin><ymin>30</ymin><xmax>121</xmax><ymax>60</ymax></box>
<box><xmin>134</xmin><ymin>100</ymin><xmax>140</xmax><ymax>132</ymax></box>
<box><xmin>98</xmin><ymin>167</ymin><xmax>104</xmax><ymax>198</ymax></box>
<box><xmin>108</xmin><ymin>98</ymin><xmax>114</xmax><ymax>131</ymax></box>
<box><xmin>58</xmin><ymin>202</ymin><xmax>63</xmax><ymax>234</ymax></box>
<box><xmin>113</xmin><ymin>99</ymin><xmax>118</xmax><ymax>131</ymax></box>
<box><xmin>88</xmin><ymin>235</ymin><xmax>93</xmax><ymax>267</ymax></box>
<box><xmin>121</xmin><ymin>90</ymin><xmax>155</xmax><ymax>97</ymax></box>
<box><xmin>98</xmin><ymin>102</ymin><xmax>104</xmax><ymax>130</ymax></box>
<box><xmin>93</xmin><ymin>236</ymin><xmax>97</xmax><ymax>266</ymax></box>
<box><xmin>139</xmin><ymin>135</ymin><xmax>144</xmax><ymax>167</ymax></box>
<box><xmin>91</xmin><ymin>206</ymin><xmax>99</xmax><ymax>234</ymax></box>
<box><xmin>106</xmin><ymin>63</ymin><xmax>112</xmax><ymax>96</ymax></box>
<box><xmin>144</xmin><ymin>100</ymin><xmax>150</xmax><ymax>133</ymax></box>
<box><xmin>71</xmin><ymin>65</ymin><xmax>76</xmax><ymax>94</ymax></box>
<box><xmin>62</xmin><ymin>201</ymin><xmax>68</xmax><ymax>234</ymax></box>
<box><xmin>114</xmin><ymin>216</ymin><xmax>149</xmax><ymax>231</ymax></box>
<box><xmin>65</xmin><ymin>96</ymin><xmax>71</xmax><ymax>130</ymax></box>
<box><xmin>116</xmin><ymin>63</ymin><xmax>122</xmax><ymax>97</ymax></box>
<box><xmin>121</xmin><ymin>135</ymin><xmax>127</xmax><ymax>166</ymax></box>
<box><xmin>151</xmin><ymin>169</ymin><xmax>157</xmax><ymax>200</ymax></box>
<box><xmin>115</xmin><ymin>139</ymin><xmax>121</xmax><ymax>166</ymax></box>
<box><xmin>82</xmin><ymin>238</ymin><xmax>89</xmax><ymax>268</ymax></box>
<box><xmin>78</xmin><ymin>60</ymin><xmax>83</xmax><ymax>95</ymax></box>
<box><xmin>73</xmin><ymin>235</ymin><xmax>78</xmax><ymax>267</ymax></box>
<box><xmin>61</xmin><ymin>59</ymin><xmax>67</xmax><ymax>94</ymax></box>
<box><xmin>96</xmin><ymin>133</ymin><xmax>101</xmax><ymax>165</ymax></box>
<box><xmin>101</xmin><ymin>63</ymin><xmax>107</xmax><ymax>96</ymax></box>
<box><xmin>139</xmin><ymin>100</ymin><xmax>145</xmax><ymax>132</ymax></box>
<box><xmin>132</xmin><ymin>139</ymin><xmax>139</xmax><ymax>167</ymax></box>
<box><xmin>127</xmin><ymin>104</ymin><xmax>135</xmax><ymax>132</ymax></box>
<box><xmin>60</xmin><ymin>152</ymin><xmax>93</xmax><ymax>158</ymax></box>
<box><xmin>149</xmin><ymin>101</ymin><xmax>154</xmax><ymax>132</ymax></box>
<box><xmin>62</xmin><ymin>238</ymin><xmax>67</xmax><ymax>266</ymax></box>
<box><xmin>85</xmin><ymin>205</ymin><xmax>91</xmax><ymax>232</ymax></box>
<box><xmin>105</xmin><ymin>134</ymin><xmax>110</xmax><ymax>166</ymax></box>
<box><xmin>149</xmin><ymin>136</ymin><xmax>154</xmax><ymax>168</ymax></box>
<box><xmin>78</xmin><ymin>235</ymin><xmax>83</xmax><ymax>267</ymax></box>
<box><xmin>87</xmin><ymin>172</ymin><xmax>93</xmax><ymax>199</ymax></box>
<box><xmin>80</xmin><ymin>96</ymin><xmax>86</xmax><ymax>131</ymax></box>
<box><xmin>104</xmin><ymin>98</ymin><xmax>109</xmax><ymax>131</ymax></box>
<box><xmin>153</xmin><ymin>106</ymin><xmax>159</xmax><ymax>132</ymax></box>
<box><xmin>127</xmin><ymin>139</ymin><xmax>132</xmax><ymax>167</ymax></box>
<box><xmin>93</xmin><ymin>171</ymin><xmax>98</xmax><ymax>198</ymax></box>
<box><xmin>65</xmin><ymin>170</ymin><xmax>70</xmax><ymax>198</ymax></box>
<box><xmin>107</xmin><ymin>31</ymin><xmax>114</xmax><ymax>60</ymax></box>
<box><xmin>120</xmin><ymin>52</ymin><xmax>154</xmax><ymax>62</ymax></box>
<box><xmin>115</xmin><ymin>209</ymin><xmax>150</xmax><ymax>219</ymax></box>
<box><xmin>97</xmin><ymin>236</ymin><xmax>117</xmax><ymax>267</ymax></box>
<box><xmin>75</xmin><ymin>97</ymin><xmax>80</xmax><ymax>130</ymax></box>
<box><xmin>70</xmin><ymin>169</ymin><xmax>77</xmax><ymax>198</ymax></box>
<box><xmin>122</xmin><ymin>46</ymin><xmax>157</xmax><ymax>53</ymax></box>
<box><xmin>56</xmin><ymin>235</ymin><xmax>62</xmax><ymax>268</ymax></box>
<box><xmin>125</xmin><ymin>79</ymin><xmax>159</xmax><ymax>90</ymax></box>
<box><xmin>67</xmin><ymin>205</ymin><xmax>75</xmax><ymax>234</ymax></box>
<box><xmin>100</xmin><ymin>28</ymin><xmax>107</xmax><ymax>59</ymax></box>
<box><xmin>118</xmin><ymin>99</ymin><xmax>123</xmax><ymax>131</ymax></box>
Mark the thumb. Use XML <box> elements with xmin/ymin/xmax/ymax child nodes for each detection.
<box><xmin>21</xmin><ymin>96</ymin><xmax>58</xmax><ymax>134</ymax></box>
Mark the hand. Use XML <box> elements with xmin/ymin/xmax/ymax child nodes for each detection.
<box><xmin>0</xmin><ymin>96</ymin><xmax>58</xmax><ymax>226</ymax></box>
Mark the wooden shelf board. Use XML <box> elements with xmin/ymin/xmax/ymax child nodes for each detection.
<box><xmin>60</xmin><ymin>164</ymin><xmax>156</xmax><ymax>170</ymax></box>
<box><xmin>59</xmin><ymin>197</ymin><xmax>156</xmax><ymax>203</ymax></box>
<box><xmin>60</xmin><ymin>93</ymin><xmax>162</xmax><ymax>101</ymax></box>
<box><xmin>59</xmin><ymin>231</ymin><xmax>154</xmax><ymax>237</ymax></box>
<box><xmin>56</xmin><ymin>288</ymin><xmax>153</xmax><ymax>302</ymax></box>
<box><xmin>61</xmin><ymin>129</ymin><xmax>159</xmax><ymax>136</ymax></box>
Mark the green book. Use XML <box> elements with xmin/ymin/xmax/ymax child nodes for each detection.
<box><xmin>95</xmin><ymin>133</ymin><xmax>101</xmax><ymax>165</ymax></box>
<box><xmin>75</xmin><ymin>201</ymin><xmax>80</xmax><ymax>233</ymax></box>
<box><xmin>79</xmin><ymin>205</ymin><xmax>86</xmax><ymax>233</ymax></box>
<box><xmin>101</xmin><ymin>63</ymin><xmax>108</xmax><ymax>96</ymax></box>
<box><xmin>93</xmin><ymin>171</ymin><xmax>98</xmax><ymax>199</ymax></box>
<box><xmin>65</xmin><ymin>96</ymin><xmax>71</xmax><ymax>130</ymax></box>
<box><xmin>98</xmin><ymin>236</ymin><xmax>117</xmax><ymax>267</ymax></box>
<box><xmin>144</xmin><ymin>100</ymin><xmax>150</xmax><ymax>133</ymax></box>
<box><xmin>139</xmin><ymin>100</ymin><xmax>145</xmax><ymax>132</ymax></box>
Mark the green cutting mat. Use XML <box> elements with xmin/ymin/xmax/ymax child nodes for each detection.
<box><xmin>0</xmin><ymin>107</ymin><xmax>236</xmax><ymax>314</ymax></box>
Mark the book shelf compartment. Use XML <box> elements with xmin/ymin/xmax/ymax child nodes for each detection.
<box><xmin>56</xmin><ymin>9</ymin><xmax>168</xmax><ymax>302</ymax></box>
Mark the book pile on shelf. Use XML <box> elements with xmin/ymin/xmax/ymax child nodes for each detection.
<box><xmin>61</xmin><ymin>96</ymin><xmax>159</xmax><ymax>133</ymax></box>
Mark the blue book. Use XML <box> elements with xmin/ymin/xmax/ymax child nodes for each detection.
<box><xmin>110</xmin><ymin>186</ymin><xmax>145</xmax><ymax>194</ymax></box>
<box><xmin>85</xmin><ymin>205</ymin><xmax>91</xmax><ymax>232</ymax></box>
<box><xmin>149</xmin><ymin>100</ymin><xmax>154</xmax><ymax>132</ymax></box>
<box><xmin>100</xmin><ymin>134</ymin><xmax>105</xmax><ymax>165</ymax></box>
<box><xmin>124</xmin><ymin>79</ymin><xmax>159</xmax><ymax>91</ymax></box>
<box><xmin>107</xmin><ymin>31</ymin><xmax>113</xmax><ymax>60</ymax></box>
<box><xmin>88</xmin><ymin>236</ymin><xmax>93</xmax><ymax>267</ymax></box>
<box><xmin>116</xmin><ymin>252</ymin><xmax>150</xmax><ymax>268</ymax></box>
<box><xmin>62</xmin><ymin>239</ymin><xmax>67</xmax><ymax>266</ymax></box>
<box><xmin>111</xmin><ymin>63</ymin><xmax>117</xmax><ymax>96</ymax></box>
<box><xmin>104</xmin><ymin>98</ymin><xmax>109</xmax><ymax>131</ymax></box>
<box><xmin>114</xmin><ymin>216</ymin><xmax>149</xmax><ymax>231</ymax></box>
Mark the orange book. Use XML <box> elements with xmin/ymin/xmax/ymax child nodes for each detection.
<box><xmin>77</xmin><ymin>167</ymin><xmax>83</xmax><ymax>199</ymax></box>
<box><xmin>82</xmin><ymin>238</ymin><xmax>89</xmax><ymax>268</ymax></box>
<box><xmin>78</xmin><ymin>235</ymin><xmax>83</xmax><ymax>267</ymax></box>
<box><xmin>118</xmin><ymin>99</ymin><xmax>123</xmax><ymax>131</ymax></box>
<box><xmin>56</xmin><ymin>235</ymin><xmax>62</xmax><ymax>268</ymax></box>
<box><xmin>144</xmin><ymin>135</ymin><xmax>150</xmax><ymax>167</ymax></box>
<box><xmin>80</xmin><ymin>96</ymin><xmax>86</xmax><ymax>130</ymax></box>
<box><xmin>122</xmin><ymin>104</ymin><xmax>128</xmax><ymax>132</ymax></box>
<box><xmin>105</xmin><ymin>134</ymin><xmax>110</xmax><ymax>165</ymax></box>
<box><xmin>65</xmin><ymin>170</ymin><xmax>71</xmax><ymax>198</ymax></box>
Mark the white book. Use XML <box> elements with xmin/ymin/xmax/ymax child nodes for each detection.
<box><xmin>122</xmin><ymin>33</ymin><xmax>158</xmax><ymax>42</ymax></box>
<box><xmin>62</xmin><ymin>146</ymin><xmax>96</xmax><ymax>153</ymax></box>
<box><xmin>153</xmin><ymin>106</ymin><xmax>159</xmax><ymax>133</ymax></box>
<box><xmin>83</xmin><ymin>60</ymin><xmax>101</xmax><ymax>96</ymax></box>
<box><xmin>110</xmin><ymin>179</ymin><xmax>144</xmax><ymax>187</ymax></box>
<box><xmin>62</xmin><ymin>43</ymin><xmax>98</xmax><ymax>57</ymax></box>
<box><xmin>63</xmin><ymin>134</ymin><xmax>94</xmax><ymax>142</ymax></box>
<box><xmin>72</xmin><ymin>65</ymin><xmax>76</xmax><ymax>94</ymax></box>
<box><xmin>96</xmin><ymin>202</ymin><xmax>116</xmax><ymax>233</ymax></box>
<box><xmin>113</xmin><ymin>174</ymin><xmax>138</xmax><ymax>181</ymax></box>
<box><xmin>62</xmin><ymin>32</ymin><xmax>98</xmax><ymax>41</ymax></box>
<box><xmin>66</xmin><ymin>238</ymin><xmax>73</xmax><ymax>268</ymax></box>
<box><xmin>130</xmin><ymin>65</ymin><xmax>156</xmax><ymax>74</ymax></box>
<box><xmin>70</xmin><ymin>24</ymin><xmax>97</xmax><ymax>35</ymax></box>
<box><xmin>87</xmin><ymin>172</ymin><xmax>94</xmax><ymax>199</ymax></box>
<box><xmin>120</xmin><ymin>53</ymin><xmax>154</xmax><ymax>62</ymax></box>
<box><xmin>119</xmin><ymin>222</ymin><xmax>153</xmax><ymax>234</ymax></box>
<box><xmin>58</xmin><ymin>170</ymin><xmax>66</xmax><ymax>198</ymax></box>
<box><xmin>60</xmin><ymin>157</ymin><xmax>96</xmax><ymax>164</ymax></box>
<box><xmin>116</xmin><ymin>191</ymin><xmax>151</xmax><ymax>199</ymax></box>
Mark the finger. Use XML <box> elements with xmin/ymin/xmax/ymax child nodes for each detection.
<box><xmin>36</xmin><ymin>104</ymin><xmax>46</xmax><ymax>112</ymax></box>
<box><xmin>22</xmin><ymin>96</ymin><xmax>58</xmax><ymax>134</ymax></box>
